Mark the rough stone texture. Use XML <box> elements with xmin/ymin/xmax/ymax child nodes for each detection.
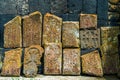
<box><xmin>109</xmin><ymin>0</ymin><xmax>119</xmax><ymax>4</ymax></box>
<box><xmin>81</xmin><ymin>50</ymin><xmax>103</xmax><ymax>77</ymax></box>
<box><xmin>80</xmin><ymin>14</ymin><xmax>97</xmax><ymax>29</ymax></box>
<box><xmin>80</xmin><ymin>29</ymin><xmax>100</xmax><ymax>49</ymax></box>
<box><xmin>102</xmin><ymin>54</ymin><xmax>119</xmax><ymax>74</ymax></box>
<box><xmin>43</xmin><ymin>13</ymin><xmax>62</xmax><ymax>46</ymax></box>
<box><xmin>62</xmin><ymin>21</ymin><xmax>80</xmax><ymax>48</ymax></box>
<box><xmin>101</xmin><ymin>27</ymin><xmax>120</xmax><ymax>55</ymax></box>
<box><xmin>23</xmin><ymin>45</ymin><xmax>44</xmax><ymax>77</ymax></box>
<box><xmin>1</xmin><ymin>48</ymin><xmax>22</xmax><ymax>76</ymax></box>
<box><xmin>4</xmin><ymin>16</ymin><xmax>22</xmax><ymax>48</ymax></box>
<box><xmin>23</xmin><ymin>11</ymin><xmax>42</xmax><ymax>47</ymax></box>
<box><xmin>44</xmin><ymin>43</ymin><xmax>62</xmax><ymax>75</ymax></box>
<box><xmin>63</xmin><ymin>48</ymin><xmax>80</xmax><ymax>75</ymax></box>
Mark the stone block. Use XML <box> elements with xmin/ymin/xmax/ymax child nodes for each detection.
<box><xmin>102</xmin><ymin>54</ymin><xmax>119</xmax><ymax>74</ymax></box>
<box><xmin>63</xmin><ymin>48</ymin><xmax>80</xmax><ymax>75</ymax></box>
<box><xmin>101</xmin><ymin>27</ymin><xmax>120</xmax><ymax>55</ymax></box>
<box><xmin>1</xmin><ymin>48</ymin><xmax>22</xmax><ymax>76</ymax></box>
<box><xmin>62</xmin><ymin>21</ymin><xmax>80</xmax><ymax>48</ymax></box>
<box><xmin>80</xmin><ymin>29</ymin><xmax>100</xmax><ymax>49</ymax></box>
<box><xmin>4</xmin><ymin>16</ymin><xmax>22</xmax><ymax>48</ymax></box>
<box><xmin>80</xmin><ymin>14</ymin><xmax>97</xmax><ymax>29</ymax></box>
<box><xmin>23</xmin><ymin>11</ymin><xmax>42</xmax><ymax>47</ymax></box>
<box><xmin>43</xmin><ymin>13</ymin><xmax>62</xmax><ymax>46</ymax></box>
<box><xmin>44</xmin><ymin>43</ymin><xmax>62</xmax><ymax>74</ymax></box>
<box><xmin>23</xmin><ymin>45</ymin><xmax>44</xmax><ymax>77</ymax></box>
<box><xmin>81</xmin><ymin>50</ymin><xmax>103</xmax><ymax>77</ymax></box>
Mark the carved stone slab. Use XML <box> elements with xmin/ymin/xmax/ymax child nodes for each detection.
<box><xmin>80</xmin><ymin>14</ymin><xmax>97</xmax><ymax>29</ymax></box>
<box><xmin>23</xmin><ymin>45</ymin><xmax>44</xmax><ymax>77</ymax></box>
<box><xmin>62</xmin><ymin>21</ymin><xmax>80</xmax><ymax>48</ymax></box>
<box><xmin>80</xmin><ymin>29</ymin><xmax>100</xmax><ymax>49</ymax></box>
<box><xmin>44</xmin><ymin>43</ymin><xmax>62</xmax><ymax>74</ymax></box>
<box><xmin>43</xmin><ymin>13</ymin><xmax>62</xmax><ymax>46</ymax></box>
<box><xmin>81</xmin><ymin>50</ymin><xmax>103</xmax><ymax>77</ymax></box>
<box><xmin>4</xmin><ymin>16</ymin><xmax>22</xmax><ymax>48</ymax></box>
<box><xmin>101</xmin><ymin>27</ymin><xmax>120</xmax><ymax>55</ymax></box>
<box><xmin>63</xmin><ymin>48</ymin><xmax>80</xmax><ymax>75</ymax></box>
<box><xmin>23</xmin><ymin>11</ymin><xmax>42</xmax><ymax>47</ymax></box>
<box><xmin>1</xmin><ymin>48</ymin><xmax>22</xmax><ymax>76</ymax></box>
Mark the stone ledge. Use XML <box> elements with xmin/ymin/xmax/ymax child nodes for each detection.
<box><xmin>0</xmin><ymin>75</ymin><xmax>119</xmax><ymax>80</ymax></box>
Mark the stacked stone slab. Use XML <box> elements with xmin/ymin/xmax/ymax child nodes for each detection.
<box><xmin>23</xmin><ymin>11</ymin><xmax>42</xmax><ymax>47</ymax></box>
<box><xmin>43</xmin><ymin>13</ymin><xmax>62</xmax><ymax>75</ymax></box>
<box><xmin>108</xmin><ymin>0</ymin><xmax>120</xmax><ymax>25</ymax></box>
<box><xmin>4</xmin><ymin>16</ymin><xmax>22</xmax><ymax>48</ymax></box>
<box><xmin>101</xmin><ymin>27</ymin><xmax>120</xmax><ymax>74</ymax></box>
<box><xmin>23</xmin><ymin>45</ymin><xmax>44</xmax><ymax>77</ymax></box>
<box><xmin>62</xmin><ymin>21</ymin><xmax>81</xmax><ymax>75</ymax></box>
<box><xmin>1</xmin><ymin>48</ymin><xmax>22</xmax><ymax>76</ymax></box>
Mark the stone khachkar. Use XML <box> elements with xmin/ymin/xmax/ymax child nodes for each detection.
<box><xmin>101</xmin><ymin>27</ymin><xmax>120</xmax><ymax>74</ymax></box>
<box><xmin>80</xmin><ymin>29</ymin><xmax>100</xmax><ymax>49</ymax></box>
<box><xmin>23</xmin><ymin>11</ymin><xmax>42</xmax><ymax>47</ymax></box>
<box><xmin>81</xmin><ymin>50</ymin><xmax>103</xmax><ymax>77</ymax></box>
<box><xmin>63</xmin><ymin>49</ymin><xmax>80</xmax><ymax>75</ymax></box>
<box><xmin>4</xmin><ymin>16</ymin><xmax>22</xmax><ymax>48</ymax></box>
<box><xmin>44</xmin><ymin>43</ymin><xmax>62</xmax><ymax>74</ymax></box>
<box><xmin>80</xmin><ymin>14</ymin><xmax>97</xmax><ymax>29</ymax></box>
<box><xmin>1</xmin><ymin>48</ymin><xmax>22</xmax><ymax>76</ymax></box>
<box><xmin>43</xmin><ymin>13</ymin><xmax>62</xmax><ymax>46</ymax></box>
<box><xmin>23</xmin><ymin>45</ymin><xmax>44</xmax><ymax>77</ymax></box>
<box><xmin>62</xmin><ymin>21</ymin><xmax>80</xmax><ymax>48</ymax></box>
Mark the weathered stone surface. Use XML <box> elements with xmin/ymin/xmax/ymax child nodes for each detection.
<box><xmin>101</xmin><ymin>27</ymin><xmax>120</xmax><ymax>55</ymax></box>
<box><xmin>80</xmin><ymin>14</ymin><xmax>97</xmax><ymax>29</ymax></box>
<box><xmin>80</xmin><ymin>29</ymin><xmax>100</xmax><ymax>49</ymax></box>
<box><xmin>102</xmin><ymin>54</ymin><xmax>119</xmax><ymax>74</ymax></box>
<box><xmin>23</xmin><ymin>45</ymin><xmax>44</xmax><ymax>77</ymax></box>
<box><xmin>81</xmin><ymin>50</ymin><xmax>103</xmax><ymax>77</ymax></box>
<box><xmin>4</xmin><ymin>16</ymin><xmax>22</xmax><ymax>48</ymax></box>
<box><xmin>44</xmin><ymin>43</ymin><xmax>62</xmax><ymax>74</ymax></box>
<box><xmin>63</xmin><ymin>48</ymin><xmax>80</xmax><ymax>75</ymax></box>
<box><xmin>62</xmin><ymin>21</ymin><xmax>80</xmax><ymax>48</ymax></box>
<box><xmin>43</xmin><ymin>13</ymin><xmax>62</xmax><ymax>46</ymax></box>
<box><xmin>23</xmin><ymin>11</ymin><xmax>42</xmax><ymax>47</ymax></box>
<box><xmin>1</xmin><ymin>48</ymin><xmax>22</xmax><ymax>76</ymax></box>
<box><xmin>109</xmin><ymin>0</ymin><xmax>119</xmax><ymax>4</ymax></box>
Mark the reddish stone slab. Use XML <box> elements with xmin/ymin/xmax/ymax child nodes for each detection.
<box><xmin>63</xmin><ymin>48</ymin><xmax>80</xmax><ymax>75</ymax></box>
<box><xmin>80</xmin><ymin>14</ymin><xmax>97</xmax><ymax>29</ymax></box>
<box><xmin>62</xmin><ymin>21</ymin><xmax>80</xmax><ymax>48</ymax></box>
<box><xmin>1</xmin><ymin>48</ymin><xmax>22</xmax><ymax>76</ymax></box>
<box><xmin>102</xmin><ymin>54</ymin><xmax>119</xmax><ymax>74</ymax></box>
<box><xmin>44</xmin><ymin>43</ymin><xmax>62</xmax><ymax>74</ymax></box>
<box><xmin>81</xmin><ymin>50</ymin><xmax>103</xmax><ymax>77</ymax></box>
<box><xmin>23</xmin><ymin>11</ymin><xmax>42</xmax><ymax>47</ymax></box>
<box><xmin>23</xmin><ymin>45</ymin><xmax>44</xmax><ymax>77</ymax></box>
<box><xmin>43</xmin><ymin>13</ymin><xmax>62</xmax><ymax>46</ymax></box>
<box><xmin>80</xmin><ymin>29</ymin><xmax>100</xmax><ymax>49</ymax></box>
<box><xmin>4</xmin><ymin>16</ymin><xmax>22</xmax><ymax>48</ymax></box>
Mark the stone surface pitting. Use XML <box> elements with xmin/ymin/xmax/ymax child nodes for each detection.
<box><xmin>43</xmin><ymin>13</ymin><xmax>62</xmax><ymax>46</ymax></box>
<box><xmin>102</xmin><ymin>54</ymin><xmax>119</xmax><ymax>74</ymax></box>
<box><xmin>80</xmin><ymin>29</ymin><xmax>100</xmax><ymax>49</ymax></box>
<box><xmin>1</xmin><ymin>48</ymin><xmax>22</xmax><ymax>76</ymax></box>
<box><xmin>4</xmin><ymin>16</ymin><xmax>22</xmax><ymax>48</ymax></box>
<box><xmin>80</xmin><ymin>14</ymin><xmax>97</xmax><ymax>29</ymax></box>
<box><xmin>101</xmin><ymin>27</ymin><xmax>120</xmax><ymax>55</ymax></box>
<box><xmin>44</xmin><ymin>43</ymin><xmax>62</xmax><ymax>74</ymax></box>
<box><xmin>81</xmin><ymin>50</ymin><xmax>103</xmax><ymax>77</ymax></box>
<box><xmin>23</xmin><ymin>45</ymin><xmax>44</xmax><ymax>77</ymax></box>
<box><xmin>23</xmin><ymin>11</ymin><xmax>42</xmax><ymax>47</ymax></box>
<box><xmin>62</xmin><ymin>21</ymin><xmax>80</xmax><ymax>48</ymax></box>
<box><xmin>63</xmin><ymin>48</ymin><xmax>80</xmax><ymax>75</ymax></box>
